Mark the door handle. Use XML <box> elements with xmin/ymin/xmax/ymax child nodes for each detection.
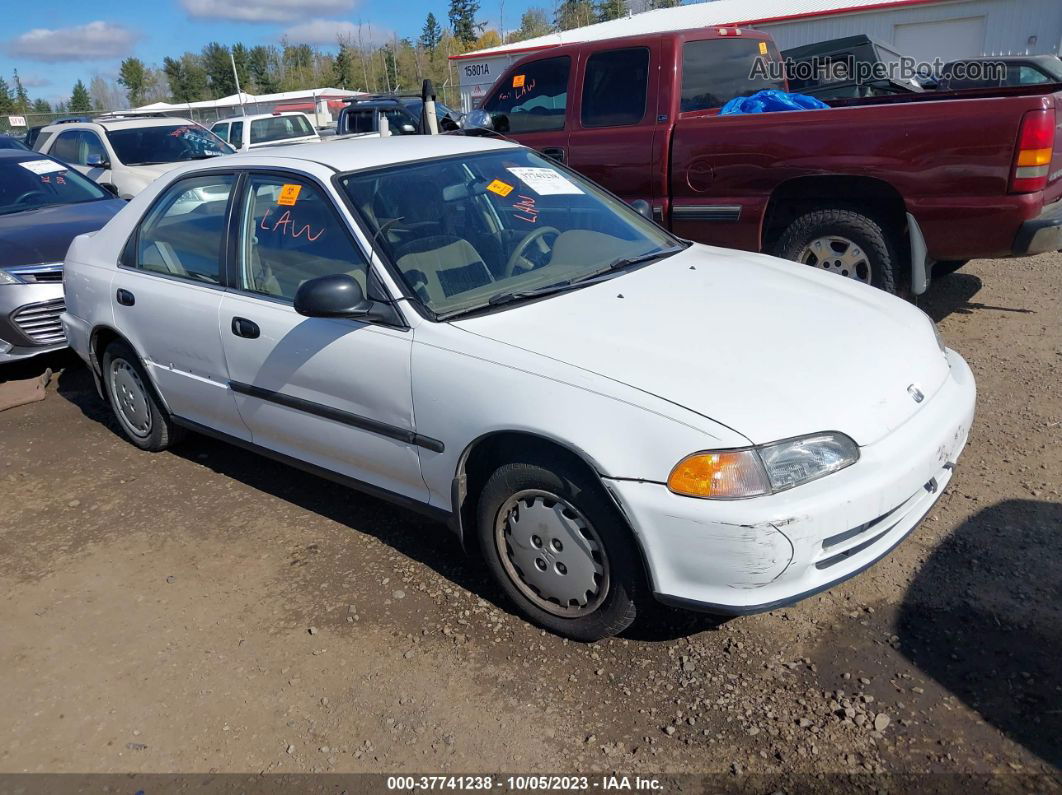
<box><xmin>231</xmin><ymin>317</ymin><xmax>260</xmax><ymax>339</ymax></box>
<box><xmin>541</xmin><ymin>146</ymin><xmax>566</xmax><ymax>164</ymax></box>
<box><xmin>116</xmin><ymin>288</ymin><xmax>135</xmax><ymax>306</ymax></box>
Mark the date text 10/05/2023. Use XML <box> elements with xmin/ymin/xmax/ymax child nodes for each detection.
<box><xmin>385</xmin><ymin>776</ymin><xmax>664</xmax><ymax>791</ymax></box>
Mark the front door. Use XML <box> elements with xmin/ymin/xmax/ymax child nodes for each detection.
<box><xmin>218</xmin><ymin>171</ymin><xmax>427</xmax><ymax>502</ymax></box>
<box><xmin>111</xmin><ymin>171</ymin><xmax>249</xmax><ymax>439</ymax></box>
<box><xmin>482</xmin><ymin>55</ymin><xmax>573</xmax><ymax>166</ymax></box>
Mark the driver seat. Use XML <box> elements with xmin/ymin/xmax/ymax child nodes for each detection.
<box><xmin>395</xmin><ymin>235</ymin><xmax>491</xmax><ymax>305</ymax></box>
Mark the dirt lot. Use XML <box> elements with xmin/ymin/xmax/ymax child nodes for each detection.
<box><xmin>0</xmin><ymin>254</ymin><xmax>1059</xmax><ymax>787</ymax></box>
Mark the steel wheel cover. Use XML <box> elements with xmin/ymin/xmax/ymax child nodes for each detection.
<box><xmin>798</xmin><ymin>235</ymin><xmax>872</xmax><ymax>283</ymax></box>
<box><xmin>494</xmin><ymin>489</ymin><xmax>609</xmax><ymax>618</ymax></box>
<box><xmin>109</xmin><ymin>358</ymin><xmax>152</xmax><ymax>438</ymax></box>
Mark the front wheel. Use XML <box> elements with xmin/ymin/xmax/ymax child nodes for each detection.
<box><xmin>773</xmin><ymin>207</ymin><xmax>902</xmax><ymax>294</ymax></box>
<box><xmin>476</xmin><ymin>459</ymin><xmax>641</xmax><ymax>641</ymax></box>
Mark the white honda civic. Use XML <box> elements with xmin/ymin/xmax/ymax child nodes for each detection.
<box><xmin>61</xmin><ymin>135</ymin><xmax>975</xmax><ymax>641</ymax></box>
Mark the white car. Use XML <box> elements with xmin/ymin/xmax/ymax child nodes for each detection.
<box><xmin>60</xmin><ymin>136</ymin><xmax>975</xmax><ymax>641</ymax></box>
<box><xmin>211</xmin><ymin>112</ymin><xmax>321</xmax><ymax>152</ymax></box>
<box><xmin>34</xmin><ymin>115</ymin><xmax>234</xmax><ymax>199</ymax></box>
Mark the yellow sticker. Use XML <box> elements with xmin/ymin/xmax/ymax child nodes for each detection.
<box><xmin>486</xmin><ymin>179</ymin><xmax>514</xmax><ymax>197</ymax></box>
<box><xmin>512</xmin><ymin>74</ymin><xmax>526</xmax><ymax>88</ymax></box>
<box><xmin>277</xmin><ymin>184</ymin><xmax>302</xmax><ymax>206</ymax></box>
<box><xmin>758</xmin><ymin>41</ymin><xmax>768</xmax><ymax>55</ymax></box>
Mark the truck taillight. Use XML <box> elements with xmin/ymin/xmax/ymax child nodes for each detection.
<box><xmin>1011</xmin><ymin>109</ymin><xmax>1055</xmax><ymax>194</ymax></box>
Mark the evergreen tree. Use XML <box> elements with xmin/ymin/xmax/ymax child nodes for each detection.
<box><xmin>0</xmin><ymin>76</ymin><xmax>13</xmax><ymax>114</ymax></box>
<box><xmin>32</xmin><ymin>98</ymin><xmax>52</xmax><ymax>114</ymax></box>
<box><xmin>118</xmin><ymin>57</ymin><xmax>149</xmax><ymax>107</ymax></box>
<box><xmin>163</xmin><ymin>54</ymin><xmax>208</xmax><ymax>103</ymax></box>
<box><xmin>509</xmin><ymin>8</ymin><xmax>552</xmax><ymax>42</ymax></box>
<box><xmin>68</xmin><ymin>80</ymin><xmax>93</xmax><ymax>113</ymax></box>
<box><xmin>333</xmin><ymin>44</ymin><xmax>355</xmax><ymax>89</ymax></box>
<box><xmin>420</xmin><ymin>12</ymin><xmax>443</xmax><ymax>54</ymax></box>
<box><xmin>202</xmin><ymin>42</ymin><xmax>237</xmax><ymax>97</ymax></box>
<box><xmin>556</xmin><ymin>0</ymin><xmax>595</xmax><ymax>30</ymax></box>
<box><xmin>596</xmin><ymin>0</ymin><xmax>626</xmax><ymax>22</ymax></box>
<box><xmin>12</xmin><ymin>71</ymin><xmax>30</xmax><ymax>113</ymax></box>
<box><xmin>231</xmin><ymin>43</ymin><xmax>252</xmax><ymax>92</ymax></box>
<box><xmin>248</xmin><ymin>45</ymin><xmax>280</xmax><ymax>94</ymax></box>
<box><xmin>449</xmin><ymin>0</ymin><xmax>482</xmax><ymax>48</ymax></box>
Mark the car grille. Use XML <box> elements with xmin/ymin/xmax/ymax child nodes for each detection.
<box><xmin>12</xmin><ymin>298</ymin><xmax>66</xmax><ymax>345</ymax></box>
<box><xmin>9</xmin><ymin>263</ymin><xmax>63</xmax><ymax>283</ymax></box>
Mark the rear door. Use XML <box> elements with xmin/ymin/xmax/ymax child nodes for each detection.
<box><xmin>567</xmin><ymin>41</ymin><xmax>662</xmax><ymax>217</ymax></box>
<box><xmin>481</xmin><ymin>55</ymin><xmax>573</xmax><ymax>165</ymax></box>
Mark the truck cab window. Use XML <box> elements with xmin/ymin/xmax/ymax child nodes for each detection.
<box><xmin>581</xmin><ymin>48</ymin><xmax>650</xmax><ymax>128</ymax></box>
<box><xmin>681</xmin><ymin>38</ymin><xmax>785</xmax><ymax>112</ymax></box>
<box><xmin>483</xmin><ymin>56</ymin><xmax>570</xmax><ymax>134</ymax></box>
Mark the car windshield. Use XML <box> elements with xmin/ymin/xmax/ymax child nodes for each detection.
<box><xmin>249</xmin><ymin>114</ymin><xmax>316</xmax><ymax>144</ymax></box>
<box><xmin>0</xmin><ymin>158</ymin><xmax>109</xmax><ymax>215</ymax></box>
<box><xmin>339</xmin><ymin>148</ymin><xmax>682</xmax><ymax>317</ymax></box>
<box><xmin>106</xmin><ymin>124</ymin><xmax>234</xmax><ymax>165</ymax></box>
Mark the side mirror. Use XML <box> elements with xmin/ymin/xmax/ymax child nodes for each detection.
<box><xmin>86</xmin><ymin>153</ymin><xmax>110</xmax><ymax>168</ymax></box>
<box><xmin>100</xmin><ymin>183</ymin><xmax>120</xmax><ymax>197</ymax></box>
<box><xmin>464</xmin><ymin>110</ymin><xmax>493</xmax><ymax>130</ymax></box>
<box><xmin>294</xmin><ymin>274</ymin><xmax>372</xmax><ymax>318</ymax></box>
<box><xmin>630</xmin><ymin>199</ymin><xmax>653</xmax><ymax>220</ymax></box>
<box><xmin>400</xmin><ymin>123</ymin><xmax>417</xmax><ymax>134</ymax></box>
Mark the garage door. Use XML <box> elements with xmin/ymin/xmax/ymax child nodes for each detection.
<box><xmin>893</xmin><ymin>16</ymin><xmax>987</xmax><ymax>62</ymax></box>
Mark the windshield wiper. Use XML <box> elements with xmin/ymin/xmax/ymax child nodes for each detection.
<box><xmin>486</xmin><ymin>280</ymin><xmax>579</xmax><ymax>306</ymax></box>
<box><xmin>573</xmin><ymin>246</ymin><xmax>687</xmax><ymax>283</ymax></box>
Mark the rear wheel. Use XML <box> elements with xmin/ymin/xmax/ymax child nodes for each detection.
<box><xmin>774</xmin><ymin>207</ymin><xmax>902</xmax><ymax>294</ymax></box>
<box><xmin>476</xmin><ymin>458</ymin><xmax>641</xmax><ymax>641</ymax></box>
<box><xmin>102</xmin><ymin>340</ymin><xmax>182</xmax><ymax>451</ymax></box>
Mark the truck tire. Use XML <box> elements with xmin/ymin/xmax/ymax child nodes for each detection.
<box><xmin>773</xmin><ymin>208</ymin><xmax>902</xmax><ymax>294</ymax></box>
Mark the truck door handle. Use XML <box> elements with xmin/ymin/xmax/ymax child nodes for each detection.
<box><xmin>116</xmin><ymin>289</ymin><xmax>135</xmax><ymax>306</ymax></box>
<box><xmin>231</xmin><ymin>317</ymin><xmax>260</xmax><ymax>339</ymax></box>
<box><xmin>541</xmin><ymin>147</ymin><xmax>566</xmax><ymax>164</ymax></box>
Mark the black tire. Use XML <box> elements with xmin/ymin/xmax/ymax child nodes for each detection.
<box><xmin>476</xmin><ymin>457</ymin><xmax>641</xmax><ymax>642</ymax></box>
<box><xmin>101</xmin><ymin>339</ymin><xmax>182</xmax><ymax>452</ymax></box>
<box><xmin>933</xmin><ymin>259</ymin><xmax>969</xmax><ymax>277</ymax></box>
<box><xmin>773</xmin><ymin>207</ymin><xmax>902</xmax><ymax>294</ymax></box>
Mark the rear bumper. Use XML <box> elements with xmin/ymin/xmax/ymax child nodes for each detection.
<box><xmin>1012</xmin><ymin>199</ymin><xmax>1062</xmax><ymax>255</ymax></box>
<box><xmin>605</xmin><ymin>349</ymin><xmax>976</xmax><ymax>615</ymax></box>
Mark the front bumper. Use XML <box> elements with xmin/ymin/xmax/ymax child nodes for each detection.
<box><xmin>605</xmin><ymin>348</ymin><xmax>976</xmax><ymax>615</ymax></box>
<box><xmin>1012</xmin><ymin>199</ymin><xmax>1062</xmax><ymax>256</ymax></box>
<box><xmin>0</xmin><ymin>282</ymin><xmax>67</xmax><ymax>364</ymax></box>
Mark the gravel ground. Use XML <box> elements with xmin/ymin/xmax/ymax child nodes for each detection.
<box><xmin>0</xmin><ymin>253</ymin><xmax>1059</xmax><ymax>787</ymax></box>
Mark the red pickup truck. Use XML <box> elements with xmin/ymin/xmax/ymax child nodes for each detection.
<box><xmin>473</xmin><ymin>28</ymin><xmax>1062</xmax><ymax>294</ymax></box>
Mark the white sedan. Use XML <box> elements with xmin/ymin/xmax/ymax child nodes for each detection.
<box><xmin>60</xmin><ymin>135</ymin><xmax>975</xmax><ymax>641</ymax></box>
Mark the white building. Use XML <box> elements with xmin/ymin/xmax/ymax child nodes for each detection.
<box><xmin>451</xmin><ymin>0</ymin><xmax>1062</xmax><ymax>110</ymax></box>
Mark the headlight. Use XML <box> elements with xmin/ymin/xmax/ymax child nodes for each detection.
<box><xmin>0</xmin><ymin>269</ymin><xmax>23</xmax><ymax>285</ymax></box>
<box><xmin>668</xmin><ymin>432</ymin><xmax>859</xmax><ymax>499</ymax></box>
<box><xmin>921</xmin><ymin>310</ymin><xmax>945</xmax><ymax>353</ymax></box>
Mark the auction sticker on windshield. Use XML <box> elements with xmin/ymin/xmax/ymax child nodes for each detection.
<box><xmin>18</xmin><ymin>160</ymin><xmax>66</xmax><ymax>176</ymax></box>
<box><xmin>507</xmin><ymin>167</ymin><xmax>583</xmax><ymax>196</ymax></box>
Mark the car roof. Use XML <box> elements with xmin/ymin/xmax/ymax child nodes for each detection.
<box><xmin>213</xmin><ymin>111</ymin><xmax>310</xmax><ymax>123</ymax></box>
<box><xmin>213</xmin><ymin>133</ymin><xmax>519</xmax><ymax>172</ymax></box>
<box><xmin>41</xmin><ymin>116</ymin><xmax>199</xmax><ymax>132</ymax></box>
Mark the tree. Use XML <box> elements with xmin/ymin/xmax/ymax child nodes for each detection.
<box><xmin>474</xmin><ymin>30</ymin><xmax>502</xmax><ymax>50</ymax></box>
<box><xmin>0</xmin><ymin>76</ymin><xmax>12</xmax><ymax>114</ymax></box>
<box><xmin>118</xmin><ymin>57</ymin><xmax>149</xmax><ymax>107</ymax></box>
<box><xmin>68</xmin><ymin>80</ymin><xmax>92</xmax><ymax>113</ymax></box>
<box><xmin>202</xmin><ymin>42</ymin><xmax>236</xmax><ymax>97</ymax></box>
<box><xmin>448</xmin><ymin>0</ymin><xmax>482</xmax><ymax>48</ymax></box>
<box><xmin>333</xmin><ymin>43</ymin><xmax>356</xmax><ymax>89</ymax></box>
<box><xmin>248</xmin><ymin>45</ymin><xmax>280</xmax><ymax>94</ymax></box>
<box><xmin>231</xmin><ymin>43</ymin><xmax>251</xmax><ymax>92</ymax></box>
<box><xmin>420</xmin><ymin>12</ymin><xmax>443</xmax><ymax>54</ymax></box>
<box><xmin>650</xmin><ymin>0</ymin><xmax>679</xmax><ymax>7</ymax></box>
<box><xmin>556</xmin><ymin>0</ymin><xmax>595</xmax><ymax>30</ymax></box>
<box><xmin>163</xmin><ymin>54</ymin><xmax>208</xmax><ymax>103</ymax></box>
<box><xmin>12</xmin><ymin>71</ymin><xmax>30</xmax><ymax>113</ymax></box>
<box><xmin>32</xmin><ymin>98</ymin><xmax>52</xmax><ymax>114</ymax></box>
<box><xmin>508</xmin><ymin>8</ymin><xmax>552</xmax><ymax>42</ymax></box>
<box><xmin>596</xmin><ymin>0</ymin><xmax>626</xmax><ymax>22</ymax></box>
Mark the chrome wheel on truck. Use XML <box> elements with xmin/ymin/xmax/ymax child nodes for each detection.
<box><xmin>797</xmin><ymin>235</ymin><xmax>872</xmax><ymax>284</ymax></box>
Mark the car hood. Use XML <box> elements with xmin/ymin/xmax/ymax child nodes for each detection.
<box><xmin>451</xmin><ymin>246</ymin><xmax>951</xmax><ymax>446</ymax></box>
<box><xmin>0</xmin><ymin>199</ymin><xmax>126</xmax><ymax>268</ymax></box>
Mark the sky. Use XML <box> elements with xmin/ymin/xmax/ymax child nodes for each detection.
<box><xmin>0</xmin><ymin>0</ymin><xmax>534</xmax><ymax>105</ymax></box>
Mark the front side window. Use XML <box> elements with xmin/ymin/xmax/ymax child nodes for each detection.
<box><xmin>339</xmin><ymin>148</ymin><xmax>680</xmax><ymax>318</ymax></box>
<box><xmin>131</xmin><ymin>174</ymin><xmax>234</xmax><ymax>284</ymax></box>
<box><xmin>483</xmin><ymin>56</ymin><xmax>570</xmax><ymax>133</ymax></box>
<box><xmin>106</xmin><ymin>124</ymin><xmax>234</xmax><ymax>166</ymax></box>
<box><xmin>0</xmin><ymin>157</ymin><xmax>109</xmax><ymax>215</ymax></box>
<box><xmin>237</xmin><ymin>174</ymin><xmax>369</xmax><ymax>301</ymax></box>
<box><xmin>681</xmin><ymin>38</ymin><xmax>785</xmax><ymax>112</ymax></box>
<box><xmin>81</xmin><ymin>131</ymin><xmax>107</xmax><ymax>165</ymax></box>
<box><xmin>581</xmin><ymin>48</ymin><xmax>650</xmax><ymax>128</ymax></box>
<box><xmin>212</xmin><ymin>122</ymin><xmax>229</xmax><ymax>141</ymax></box>
<box><xmin>249</xmin><ymin>114</ymin><xmax>315</xmax><ymax>145</ymax></box>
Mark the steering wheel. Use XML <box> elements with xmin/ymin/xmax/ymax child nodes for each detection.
<box><xmin>502</xmin><ymin>226</ymin><xmax>561</xmax><ymax>278</ymax></box>
<box><xmin>13</xmin><ymin>190</ymin><xmax>47</xmax><ymax>206</ymax></box>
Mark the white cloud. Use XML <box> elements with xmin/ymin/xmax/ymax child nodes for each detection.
<box><xmin>282</xmin><ymin>19</ymin><xmax>394</xmax><ymax>47</ymax></box>
<box><xmin>5</xmin><ymin>21</ymin><xmax>140</xmax><ymax>63</ymax></box>
<box><xmin>181</xmin><ymin>0</ymin><xmax>357</xmax><ymax>23</ymax></box>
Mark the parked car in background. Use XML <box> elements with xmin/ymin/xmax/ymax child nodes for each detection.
<box><xmin>24</xmin><ymin>117</ymin><xmax>92</xmax><ymax>150</ymax></box>
<box><xmin>937</xmin><ymin>55</ymin><xmax>1062</xmax><ymax>91</ymax></box>
<box><xmin>211</xmin><ymin>111</ymin><xmax>321</xmax><ymax>152</ymax></box>
<box><xmin>61</xmin><ymin>136</ymin><xmax>974</xmax><ymax>640</ymax></box>
<box><xmin>782</xmin><ymin>35</ymin><xmax>927</xmax><ymax>100</ymax></box>
<box><xmin>336</xmin><ymin>95</ymin><xmax>462</xmax><ymax>136</ymax></box>
<box><xmin>0</xmin><ymin>150</ymin><xmax>124</xmax><ymax>364</ymax></box>
<box><xmin>34</xmin><ymin>114</ymin><xmax>234</xmax><ymax>199</ymax></box>
<box><xmin>470</xmin><ymin>28</ymin><xmax>1062</xmax><ymax>295</ymax></box>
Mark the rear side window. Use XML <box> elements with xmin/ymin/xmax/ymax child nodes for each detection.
<box><xmin>681</xmin><ymin>38</ymin><xmax>785</xmax><ymax>112</ymax></box>
<box><xmin>130</xmin><ymin>174</ymin><xmax>234</xmax><ymax>285</ymax></box>
<box><xmin>32</xmin><ymin>130</ymin><xmax>53</xmax><ymax>152</ymax></box>
<box><xmin>581</xmin><ymin>48</ymin><xmax>650</xmax><ymax>127</ymax></box>
<box><xmin>229</xmin><ymin>121</ymin><xmax>243</xmax><ymax>145</ymax></box>
<box><xmin>249</xmin><ymin>114</ymin><xmax>314</xmax><ymax>144</ymax></box>
<box><xmin>50</xmin><ymin>131</ymin><xmax>81</xmax><ymax>163</ymax></box>
<box><xmin>345</xmin><ymin>110</ymin><xmax>375</xmax><ymax>133</ymax></box>
<box><xmin>483</xmin><ymin>56</ymin><xmax>570</xmax><ymax>134</ymax></box>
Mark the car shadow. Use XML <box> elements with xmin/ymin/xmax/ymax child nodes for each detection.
<box><xmin>54</xmin><ymin>361</ymin><xmax>705</xmax><ymax>642</ymax></box>
<box><xmin>919</xmin><ymin>272</ymin><xmax>1035</xmax><ymax>322</ymax></box>
<box><xmin>897</xmin><ymin>499</ymin><xmax>1062</xmax><ymax>769</ymax></box>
